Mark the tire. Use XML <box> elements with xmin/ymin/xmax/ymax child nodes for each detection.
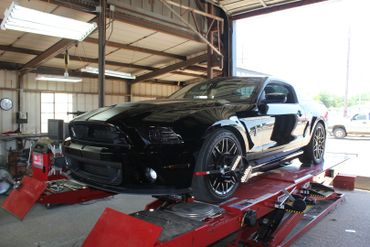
<box><xmin>299</xmin><ymin>122</ymin><xmax>326</xmax><ymax>165</ymax></box>
<box><xmin>333</xmin><ymin>127</ymin><xmax>346</xmax><ymax>139</ymax></box>
<box><xmin>0</xmin><ymin>168</ymin><xmax>12</xmax><ymax>195</ymax></box>
<box><xmin>192</xmin><ymin>129</ymin><xmax>243</xmax><ymax>203</ymax></box>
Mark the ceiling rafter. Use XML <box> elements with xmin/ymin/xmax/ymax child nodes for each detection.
<box><xmin>84</xmin><ymin>37</ymin><xmax>186</xmax><ymax>61</ymax></box>
<box><xmin>0</xmin><ymin>2</ymin><xmax>211</xmax><ymax>80</ymax></box>
<box><xmin>21</xmin><ymin>39</ymin><xmax>77</xmax><ymax>71</ymax></box>
<box><xmin>0</xmin><ymin>45</ymin><xmax>206</xmax><ymax>78</ymax></box>
<box><xmin>160</xmin><ymin>0</ymin><xmax>222</xmax><ymax>57</ymax></box>
<box><xmin>0</xmin><ymin>61</ymin><xmax>185</xmax><ymax>86</ymax></box>
<box><xmin>132</xmin><ymin>54</ymin><xmax>207</xmax><ymax>84</ymax></box>
<box><xmin>231</xmin><ymin>0</ymin><xmax>329</xmax><ymax>20</ymax></box>
<box><xmin>39</xmin><ymin>0</ymin><xmax>203</xmax><ymax>43</ymax></box>
<box><xmin>17</xmin><ymin>16</ymin><xmax>98</xmax><ymax>72</ymax></box>
<box><xmin>258</xmin><ymin>0</ymin><xmax>267</xmax><ymax>7</ymax></box>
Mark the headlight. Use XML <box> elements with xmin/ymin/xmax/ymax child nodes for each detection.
<box><xmin>147</xmin><ymin>127</ymin><xmax>184</xmax><ymax>144</ymax></box>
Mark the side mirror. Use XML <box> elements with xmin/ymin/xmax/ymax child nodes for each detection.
<box><xmin>258</xmin><ymin>101</ymin><xmax>269</xmax><ymax>114</ymax></box>
<box><xmin>265</xmin><ymin>93</ymin><xmax>287</xmax><ymax>104</ymax></box>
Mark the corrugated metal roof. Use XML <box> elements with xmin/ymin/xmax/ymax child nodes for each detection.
<box><xmin>213</xmin><ymin>0</ymin><xmax>327</xmax><ymax>17</ymax></box>
<box><xmin>0</xmin><ymin>51</ymin><xmax>35</xmax><ymax>64</ymax></box>
<box><xmin>0</xmin><ymin>0</ymin><xmax>210</xmax><ymax>82</ymax></box>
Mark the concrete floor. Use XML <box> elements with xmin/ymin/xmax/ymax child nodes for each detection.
<box><xmin>292</xmin><ymin>189</ymin><xmax>370</xmax><ymax>247</ymax></box>
<box><xmin>1</xmin><ymin>189</ymin><xmax>370</xmax><ymax>247</ymax></box>
<box><xmin>325</xmin><ymin>136</ymin><xmax>370</xmax><ymax>177</ymax></box>
<box><xmin>0</xmin><ymin>194</ymin><xmax>153</xmax><ymax>247</ymax></box>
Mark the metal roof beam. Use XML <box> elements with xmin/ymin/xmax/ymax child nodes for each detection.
<box><xmin>112</xmin><ymin>10</ymin><xmax>202</xmax><ymax>43</ymax></box>
<box><xmin>21</xmin><ymin>39</ymin><xmax>76</xmax><ymax>71</ymax></box>
<box><xmin>17</xmin><ymin>15</ymin><xmax>98</xmax><ymax>72</ymax></box>
<box><xmin>0</xmin><ymin>45</ymin><xmax>205</xmax><ymax>78</ymax></box>
<box><xmin>0</xmin><ymin>61</ymin><xmax>183</xmax><ymax>86</ymax></box>
<box><xmin>132</xmin><ymin>54</ymin><xmax>207</xmax><ymax>84</ymax></box>
<box><xmin>160</xmin><ymin>0</ymin><xmax>222</xmax><ymax>57</ymax></box>
<box><xmin>0</xmin><ymin>44</ymin><xmax>151</xmax><ymax>71</ymax></box>
<box><xmin>39</xmin><ymin>0</ymin><xmax>203</xmax><ymax>42</ymax></box>
<box><xmin>231</xmin><ymin>0</ymin><xmax>328</xmax><ymax>20</ymax></box>
<box><xmin>84</xmin><ymin>37</ymin><xmax>186</xmax><ymax>61</ymax></box>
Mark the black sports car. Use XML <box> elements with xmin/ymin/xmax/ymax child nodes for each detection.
<box><xmin>63</xmin><ymin>76</ymin><xmax>326</xmax><ymax>202</ymax></box>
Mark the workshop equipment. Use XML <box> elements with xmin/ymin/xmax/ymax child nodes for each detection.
<box><xmin>2</xmin><ymin>139</ymin><xmax>114</xmax><ymax>220</ymax></box>
<box><xmin>83</xmin><ymin>154</ymin><xmax>349</xmax><ymax>247</ymax></box>
<box><xmin>31</xmin><ymin>139</ymin><xmax>64</xmax><ymax>181</ymax></box>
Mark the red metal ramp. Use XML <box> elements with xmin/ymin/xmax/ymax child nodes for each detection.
<box><xmin>1</xmin><ymin>176</ymin><xmax>46</xmax><ymax>220</ymax></box>
<box><xmin>1</xmin><ymin>177</ymin><xmax>114</xmax><ymax>219</ymax></box>
<box><xmin>83</xmin><ymin>208</ymin><xmax>162</xmax><ymax>247</ymax></box>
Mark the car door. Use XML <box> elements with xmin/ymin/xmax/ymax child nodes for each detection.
<box><xmin>259</xmin><ymin>81</ymin><xmax>307</xmax><ymax>152</ymax></box>
<box><xmin>347</xmin><ymin>113</ymin><xmax>370</xmax><ymax>134</ymax></box>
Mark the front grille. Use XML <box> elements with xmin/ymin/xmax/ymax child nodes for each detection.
<box><xmin>67</xmin><ymin>154</ymin><xmax>123</xmax><ymax>185</ymax></box>
<box><xmin>70</xmin><ymin>123</ymin><xmax>128</xmax><ymax>145</ymax></box>
<box><xmin>83</xmin><ymin>163</ymin><xmax>108</xmax><ymax>176</ymax></box>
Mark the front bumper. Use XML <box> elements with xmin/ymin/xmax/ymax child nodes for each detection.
<box><xmin>64</xmin><ymin>141</ymin><xmax>195</xmax><ymax>195</ymax></box>
<box><xmin>70</xmin><ymin>172</ymin><xmax>191</xmax><ymax>195</ymax></box>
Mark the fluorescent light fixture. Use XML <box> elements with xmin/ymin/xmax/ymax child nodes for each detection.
<box><xmin>81</xmin><ymin>66</ymin><xmax>136</xmax><ymax>80</ymax></box>
<box><xmin>1</xmin><ymin>2</ymin><xmax>96</xmax><ymax>41</ymax></box>
<box><xmin>36</xmin><ymin>74</ymin><xmax>82</xmax><ymax>83</ymax></box>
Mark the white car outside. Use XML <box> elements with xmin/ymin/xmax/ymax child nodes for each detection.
<box><xmin>330</xmin><ymin>112</ymin><xmax>370</xmax><ymax>138</ymax></box>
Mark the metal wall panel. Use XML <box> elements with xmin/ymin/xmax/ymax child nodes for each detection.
<box><xmin>1</xmin><ymin>71</ymin><xmax>180</xmax><ymax>133</ymax></box>
<box><xmin>132</xmin><ymin>82</ymin><xmax>180</xmax><ymax>98</ymax></box>
<box><xmin>73</xmin><ymin>94</ymin><xmax>98</xmax><ymax>112</ymax></box>
<box><xmin>22</xmin><ymin>92</ymin><xmax>41</xmax><ymax>133</ymax></box>
<box><xmin>21</xmin><ymin>73</ymin><xmax>128</xmax><ymax>95</ymax></box>
<box><xmin>0</xmin><ymin>70</ymin><xmax>18</xmax><ymax>133</ymax></box>
<box><xmin>132</xmin><ymin>96</ymin><xmax>156</xmax><ymax>102</ymax></box>
<box><xmin>0</xmin><ymin>89</ymin><xmax>17</xmax><ymax>132</ymax></box>
<box><xmin>0</xmin><ymin>70</ymin><xmax>17</xmax><ymax>89</ymax></box>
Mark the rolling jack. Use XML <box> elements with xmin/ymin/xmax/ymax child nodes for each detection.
<box><xmin>1</xmin><ymin>139</ymin><xmax>113</xmax><ymax>220</ymax></box>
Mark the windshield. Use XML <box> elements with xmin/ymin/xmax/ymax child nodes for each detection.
<box><xmin>169</xmin><ymin>77</ymin><xmax>265</xmax><ymax>103</ymax></box>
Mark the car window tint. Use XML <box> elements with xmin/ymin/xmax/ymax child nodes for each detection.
<box><xmin>183</xmin><ymin>83</ymin><xmax>211</xmax><ymax>99</ymax></box>
<box><xmin>263</xmin><ymin>83</ymin><xmax>296</xmax><ymax>103</ymax></box>
<box><xmin>212</xmin><ymin>81</ymin><xmax>256</xmax><ymax>101</ymax></box>
<box><xmin>169</xmin><ymin>77</ymin><xmax>264</xmax><ymax>102</ymax></box>
<box><xmin>236</xmin><ymin>85</ymin><xmax>255</xmax><ymax>97</ymax></box>
<box><xmin>353</xmin><ymin>114</ymin><xmax>366</xmax><ymax>121</ymax></box>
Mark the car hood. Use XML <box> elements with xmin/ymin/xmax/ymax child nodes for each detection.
<box><xmin>71</xmin><ymin>98</ymin><xmax>253</xmax><ymax>127</ymax></box>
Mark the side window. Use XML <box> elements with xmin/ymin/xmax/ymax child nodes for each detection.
<box><xmin>236</xmin><ymin>85</ymin><xmax>255</xmax><ymax>98</ymax></box>
<box><xmin>263</xmin><ymin>83</ymin><xmax>297</xmax><ymax>104</ymax></box>
<box><xmin>352</xmin><ymin>114</ymin><xmax>366</xmax><ymax>121</ymax></box>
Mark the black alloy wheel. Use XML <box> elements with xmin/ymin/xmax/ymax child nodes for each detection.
<box><xmin>192</xmin><ymin>129</ymin><xmax>243</xmax><ymax>203</ymax></box>
<box><xmin>312</xmin><ymin>123</ymin><xmax>326</xmax><ymax>162</ymax></box>
<box><xmin>300</xmin><ymin>122</ymin><xmax>326</xmax><ymax>164</ymax></box>
<box><xmin>208</xmin><ymin>137</ymin><xmax>240</xmax><ymax>196</ymax></box>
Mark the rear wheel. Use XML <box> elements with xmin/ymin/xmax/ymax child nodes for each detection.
<box><xmin>333</xmin><ymin>127</ymin><xmax>346</xmax><ymax>139</ymax></box>
<box><xmin>299</xmin><ymin>122</ymin><xmax>326</xmax><ymax>164</ymax></box>
<box><xmin>192</xmin><ymin>129</ymin><xmax>243</xmax><ymax>203</ymax></box>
